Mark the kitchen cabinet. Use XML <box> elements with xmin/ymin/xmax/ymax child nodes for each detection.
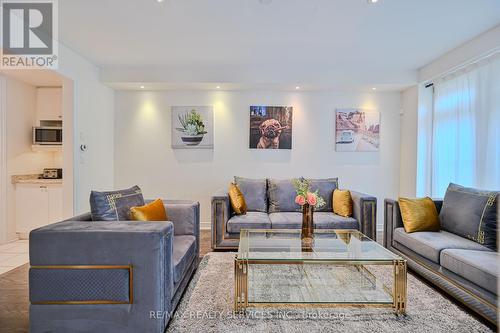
<box><xmin>15</xmin><ymin>184</ymin><xmax>63</xmax><ymax>236</ymax></box>
<box><xmin>36</xmin><ymin>87</ymin><xmax>62</xmax><ymax>122</ymax></box>
<box><xmin>47</xmin><ymin>186</ymin><xmax>63</xmax><ymax>223</ymax></box>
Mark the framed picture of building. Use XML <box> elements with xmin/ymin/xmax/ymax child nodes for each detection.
<box><xmin>335</xmin><ymin>109</ymin><xmax>380</xmax><ymax>152</ymax></box>
<box><xmin>249</xmin><ymin>106</ymin><xmax>293</xmax><ymax>149</ymax></box>
<box><xmin>171</xmin><ymin>106</ymin><xmax>214</xmax><ymax>149</ymax></box>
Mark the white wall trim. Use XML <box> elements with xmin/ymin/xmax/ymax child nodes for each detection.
<box><xmin>200</xmin><ymin>221</ymin><xmax>211</xmax><ymax>230</ymax></box>
<box><xmin>422</xmin><ymin>48</ymin><xmax>500</xmax><ymax>84</ymax></box>
<box><xmin>0</xmin><ymin>76</ymin><xmax>7</xmax><ymax>244</ymax></box>
<box><xmin>61</xmin><ymin>78</ymin><xmax>75</xmax><ymax>217</ymax></box>
<box><xmin>418</xmin><ymin>24</ymin><xmax>500</xmax><ymax>82</ymax></box>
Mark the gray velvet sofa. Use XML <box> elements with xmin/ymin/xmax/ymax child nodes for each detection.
<box><xmin>29</xmin><ymin>200</ymin><xmax>200</xmax><ymax>333</ymax></box>
<box><xmin>384</xmin><ymin>198</ymin><xmax>498</xmax><ymax>325</ymax></box>
<box><xmin>212</xmin><ymin>177</ymin><xmax>377</xmax><ymax>250</ymax></box>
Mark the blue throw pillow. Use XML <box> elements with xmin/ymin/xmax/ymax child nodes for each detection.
<box><xmin>90</xmin><ymin>185</ymin><xmax>145</xmax><ymax>221</ymax></box>
<box><xmin>307</xmin><ymin>178</ymin><xmax>339</xmax><ymax>212</ymax></box>
<box><xmin>234</xmin><ymin>177</ymin><xmax>267</xmax><ymax>212</ymax></box>
<box><xmin>268</xmin><ymin>178</ymin><xmax>301</xmax><ymax>213</ymax></box>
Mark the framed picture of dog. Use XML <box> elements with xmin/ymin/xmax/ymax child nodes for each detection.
<box><xmin>171</xmin><ymin>106</ymin><xmax>214</xmax><ymax>149</ymax></box>
<box><xmin>335</xmin><ymin>108</ymin><xmax>380</xmax><ymax>152</ymax></box>
<box><xmin>249</xmin><ymin>106</ymin><xmax>293</xmax><ymax>149</ymax></box>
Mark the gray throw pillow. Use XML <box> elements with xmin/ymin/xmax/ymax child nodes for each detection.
<box><xmin>268</xmin><ymin>178</ymin><xmax>301</xmax><ymax>213</ymax></box>
<box><xmin>440</xmin><ymin>183</ymin><xmax>498</xmax><ymax>250</ymax></box>
<box><xmin>90</xmin><ymin>185</ymin><xmax>145</xmax><ymax>221</ymax></box>
<box><xmin>307</xmin><ymin>178</ymin><xmax>339</xmax><ymax>212</ymax></box>
<box><xmin>234</xmin><ymin>177</ymin><xmax>267</xmax><ymax>212</ymax></box>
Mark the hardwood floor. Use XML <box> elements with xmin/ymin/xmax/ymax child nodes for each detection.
<box><xmin>0</xmin><ymin>263</ymin><xmax>29</xmax><ymax>333</ymax></box>
<box><xmin>199</xmin><ymin>229</ymin><xmax>212</xmax><ymax>257</ymax></box>
<box><xmin>0</xmin><ymin>230</ymin><xmax>213</xmax><ymax>333</ymax></box>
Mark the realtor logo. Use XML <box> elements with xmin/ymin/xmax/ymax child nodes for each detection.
<box><xmin>1</xmin><ymin>0</ymin><xmax>58</xmax><ymax>69</ymax></box>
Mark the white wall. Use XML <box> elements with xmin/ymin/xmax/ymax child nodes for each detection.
<box><xmin>114</xmin><ymin>90</ymin><xmax>401</xmax><ymax>229</ymax></box>
<box><xmin>399</xmin><ymin>86</ymin><xmax>418</xmax><ymax>197</ymax></box>
<box><xmin>418</xmin><ymin>25</ymin><xmax>500</xmax><ymax>82</ymax></box>
<box><xmin>4</xmin><ymin>76</ymin><xmax>59</xmax><ymax>241</ymax></box>
<box><xmin>56</xmin><ymin>45</ymin><xmax>115</xmax><ymax>213</ymax></box>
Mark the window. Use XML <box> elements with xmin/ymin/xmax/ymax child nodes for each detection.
<box><xmin>417</xmin><ymin>54</ymin><xmax>500</xmax><ymax>197</ymax></box>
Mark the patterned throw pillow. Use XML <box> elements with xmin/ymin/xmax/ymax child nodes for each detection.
<box><xmin>440</xmin><ymin>183</ymin><xmax>498</xmax><ymax>250</ymax></box>
<box><xmin>90</xmin><ymin>185</ymin><xmax>145</xmax><ymax>221</ymax></box>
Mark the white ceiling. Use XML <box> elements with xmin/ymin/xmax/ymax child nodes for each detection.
<box><xmin>59</xmin><ymin>0</ymin><xmax>500</xmax><ymax>90</ymax></box>
<box><xmin>0</xmin><ymin>69</ymin><xmax>64</xmax><ymax>86</ymax></box>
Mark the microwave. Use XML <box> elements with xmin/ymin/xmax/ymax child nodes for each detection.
<box><xmin>33</xmin><ymin>127</ymin><xmax>62</xmax><ymax>145</ymax></box>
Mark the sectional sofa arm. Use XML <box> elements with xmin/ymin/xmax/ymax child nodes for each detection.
<box><xmin>211</xmin><ymin>190</ymin><xmax>231</xmax><ymax>249</ymax></box>
<box><xmin>383</xmin><ymin>199</ymin><xmax>403</xmax><ymax>248</ymax></box>
<box><xmin>350</xmin><ymin>191</ymin><xmax>377</xmax><ymax>240</ymax></box>
<box><xmin>29</xmin><ymin>221</ymin><xmax>175</xmax><ymax>330</ymax></box>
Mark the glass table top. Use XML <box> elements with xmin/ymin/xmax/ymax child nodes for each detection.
<box><xmin>237</xmin><ymin>229</ymin><xmax>402</xmax><ymax>262</ymax></box>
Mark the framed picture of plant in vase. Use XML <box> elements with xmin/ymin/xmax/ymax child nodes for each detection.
<box><xmin>171</xmin><ymin>106</ymin><xmax>214</xmax><ymax>149</ymax></box>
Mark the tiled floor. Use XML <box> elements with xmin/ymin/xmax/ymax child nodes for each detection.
<box><xmin>0</xmin><ymin>240</ymin><xmax>29</xmax><ymax>275</ymax></box>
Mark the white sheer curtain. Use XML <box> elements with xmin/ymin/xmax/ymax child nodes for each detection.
<box><xmin>417</xmin><ymin>55</ymin><xmax>500</xmax><ymax>197</ymax></box>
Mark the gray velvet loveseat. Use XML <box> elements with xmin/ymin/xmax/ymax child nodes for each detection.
<box><xmin>29</xmin><ymin>200</ymin><xmax>200</xmax><ymax>333</ymax></box>
<box><xmin>212</xmin><ymin>177</ymin><xmax>377</xmax><ymax>250</ymax></box>
<box><xmin>384</xmin><ymin>188</ymin><xmax>498</xmax><ymax>325</ymax></box>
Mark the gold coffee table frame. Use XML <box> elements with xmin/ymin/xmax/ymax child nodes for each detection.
<box><xmin>234</xmin><ymin>229</ymin><xmax>407</xmax><ymax>315</ymax></box>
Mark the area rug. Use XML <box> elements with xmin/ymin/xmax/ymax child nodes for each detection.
<box><xmin>167</xmin><ymin>252</ymin><xmax>493</xmax><ymax>332</ymax></box>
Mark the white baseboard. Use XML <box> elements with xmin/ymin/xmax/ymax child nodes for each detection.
<box><xmin>17</xmin><ymin>232</ymin><xmax>29</xmax><ymax>240</ymax></box>
<box><xmin>200</xmin><ymin>221</ymin><xmax>211</xmax><ymax>230</ymax></box>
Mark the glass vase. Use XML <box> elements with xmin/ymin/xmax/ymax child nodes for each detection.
<box><xmin>301</xmin><ymin>204</ymin><xmax>314</xmax><ymax>250</ymax></box>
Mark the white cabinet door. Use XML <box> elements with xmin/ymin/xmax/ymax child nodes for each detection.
<box><xmin>36</xmin><ymin>87</ymin><xmax>62</xmax><ymax>121</ymax></box>
<box><xmin>15</xmin><ymin>185</ymin><xmax>49</xmax><ymax>234</ymax></box>
<box><xmin>48</xmin><ymin>186</ymin><xmax>63</xmax><ymax>223</ymax></box>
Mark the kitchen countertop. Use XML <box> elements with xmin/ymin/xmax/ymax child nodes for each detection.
<box><xmin>11</xmin><ymin>174</ymin><xmax>63</xmax><ymax>185</ymax></box>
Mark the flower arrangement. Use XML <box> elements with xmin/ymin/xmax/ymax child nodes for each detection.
<box><xmin>176</xmin><ymin>109</ymin><xmax>207</xmax><ymax>136</ymax></box>
<box><xmin>292</xmin><ymin>178</ymin><xmax>326</xmax><ymax>209</ymax></box>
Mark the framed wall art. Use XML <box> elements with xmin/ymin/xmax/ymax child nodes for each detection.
<box><xmin>249</xmin><ymin>106</ymin><xmax>293</xmax><ymax>149</ymax></box>
<box><xmin>171</xmin><ymin>106</ymin><xmax>214</xmax><ymax>149</ymax></box>
<box><xmin>335</xmin><ymin>108</ymin><xmax>379</xmax><ymax>152</ymax></box>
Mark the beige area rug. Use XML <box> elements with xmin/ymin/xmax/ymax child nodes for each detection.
<box><xmin>167</xmin><ymin>252</ymin><xmax>493</xmax><ymax>332</ymax></box>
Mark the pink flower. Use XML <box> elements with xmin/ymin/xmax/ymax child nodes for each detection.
<box><xmin>306</xmin><ymin>192</ymin><xmax>317</xmax><ymax>206</ymax></box>
<box><xmin>295</xmin><ymin>195</ymin><xmax>306</xmax><ymax>206</ymax></box>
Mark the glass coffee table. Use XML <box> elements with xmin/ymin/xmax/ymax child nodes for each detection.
<box><xmin>234</xmin><ymin>229</ymin><xmax>406</xmax><ymax>314</ymax></box>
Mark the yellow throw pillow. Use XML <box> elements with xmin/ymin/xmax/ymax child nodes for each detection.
<box><xmin>228</xmin><ymin>183</ymin><xmax>247</xmax><ymax>215</ymax></box>
<box><xmin>130</xmin><ymin>198</ymin><xmax>168</xmax><ymax>221</ymax></box>
<box><xmin>333</xmin><ymin>189</ymin><xmax>353</xmax><ymax>217</ymax></box>
<box><xmin>399</xmin><ymin>197</ymin><xmax>440</xmax><ymax>233</ymax></box>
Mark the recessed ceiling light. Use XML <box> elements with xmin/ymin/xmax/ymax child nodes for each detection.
<box><xmin>295</xmin><ymin>86</ymin><xmax>300</xmax><ymax>90</ymax></box>
<box><xmin>371</xmin><ymin>87</ymin><xmax>377</xmax><ymax>90</ymax></box>
<box><xmin>157</xmin><ymin>0</ymin><xmax>164</xmax><ymax>2</ymax></box>
<box><xmin>368</xmin><ymin>0</ymin><xmax>378</xmax><ymax>3</ymax></box>
<box><xmin>140</xmin><ymin>85</ymin><xmax>145</xmax><ymax>89</ymax></box>
<box><xmin>216</xmin><ymin>86</ymin><xmax>220</xmax><ymax>89</ymax></box>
